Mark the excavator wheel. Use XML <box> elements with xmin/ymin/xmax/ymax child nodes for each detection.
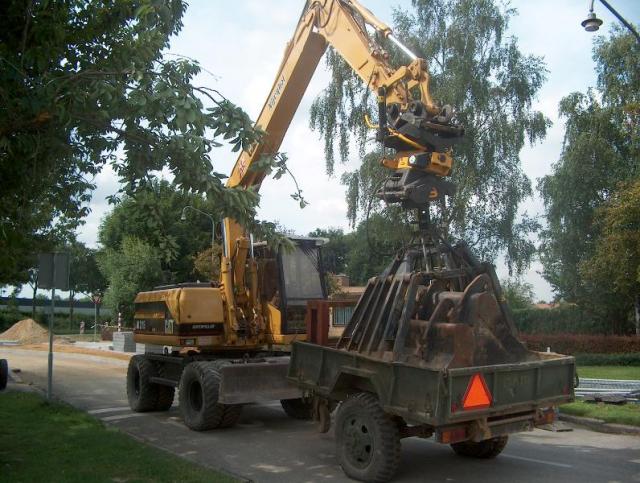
<box><xmin>178</xmin><ymin>361</ymin><xmax>242</xmax><ymax>431</ymax></box>
<box><xmin>0</xmin><ymin>359</ymin><xmax>8</xmax><ymax>391</ymax></box>
<box><xmin>153</xmin><ymin>363</ymin><xmax>175</xmax><ymax>411</ymax></box>
<box><xmin>155</xmin><ymin>385</ymin><xmax>175</xmax><ymax>411</ymax></box>
<box><xmin>335</xmin><ymin>392</ymin><xmax>401</xmax><ymax>483</ymax></box>
<box><xmin>127</xmin><ymin>355</ymin><xmax>158</xmax><ymax>412</ymax></box>
<box><xmin>280</xmin><ymin>398</ymin><xmax>314</xmax><ymax>420</ymax></box>
<box><xmin>451</xmin><ymin>435</ymin><xmax>509</xmax><ymax>459</ymax></box>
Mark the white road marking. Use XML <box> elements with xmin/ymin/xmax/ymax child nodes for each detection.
<box><xmin>502</xmin><ymin>454</ymin><xmax>573</xmax><ymax>468</ymax></box>
<box><xmin>88</xmin><ymin>406</ymin><xmax>131</xmax><ymax>415</ymax></box>
<box><xmin>101</xmin><ymin>412</ymin><xmax>147</xmax><ymax>422</ymax></box>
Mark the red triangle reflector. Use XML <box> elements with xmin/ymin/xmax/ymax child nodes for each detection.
<box><xmin>463</xmin><ymin>373</ymin><xmax>492</xmax><ymax>410</ymax></box>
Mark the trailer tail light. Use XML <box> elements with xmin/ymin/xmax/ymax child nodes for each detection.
<box><xmin>437</xmin><ymin>426</ymin><xmax>467</xmax><ymax>444</ymax></box>
<box><xmin>462</xmin><ymin>373</ymin><xmax>492</xmax><ymax>410</ymax></box>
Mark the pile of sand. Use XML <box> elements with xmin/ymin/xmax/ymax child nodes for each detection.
<box><xmin>0</xmin><ymin>318</ymin><xmax>50</xmax><ymax>344</ymax></box>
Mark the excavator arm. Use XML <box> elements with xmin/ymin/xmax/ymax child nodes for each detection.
<box><xmin>220</xmin><ymin>0</ymin><xmax>464</xmax><ymax>341</ymax></box>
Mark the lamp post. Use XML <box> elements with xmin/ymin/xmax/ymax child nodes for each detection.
<box><xmin>181</xmin><ymin>206</ymin><xmax>217</xmax><ymax>280</ymax></box>
<box><xmin>581</xmin><ymin>0</ymin><xmax>640</xmax><ymax>44</ymax></box>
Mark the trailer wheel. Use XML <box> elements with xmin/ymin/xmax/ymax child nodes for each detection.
<box><xmin>127</xmin><ymin>355</ymin><xmax>159</xmax><ymax>412</ymax></box>
<box><xmin>179</xmin><ymin>361</ymin><xmax>241</xmax><ymax>431</ymax></box>
<box><xmin>335</xmin><ymin>392</ymin><xmax>401</xmax><ymax>483</ymax></box>
<box><xmin>280</xmin><ymin>398</ymin><xmax>314</xmax><ymax>420</ymax></box>
<box><xmin>0</xmin><ymin>359</ymin><xmax>8</xmax><ymax>391</ymax></box>
<box><xmin>451</xmin><ymin>435</ymin><xmax>509</xmax><ymax>459</ymax></box>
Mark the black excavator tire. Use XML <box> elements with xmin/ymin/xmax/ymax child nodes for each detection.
<box><xmin>155</xmin><ymin>385</ymin><xmax>175</xmax><ymax>411</ymax></box>
<box><xmin>127</xmin><ymin>355</ymin><xmax>159</xmax><ymax>412</ymax></box>
<box><xmin>335</xmin><ymin>392</ymin><xmax>401</xmax><ymax>483</ymax></box>
<box><xmin>0</xmin><ymin>359</ymin><xmax>8</xmax><ymax>391</ymax></box>
<box><xmin>178</xmin><ymin>361</ymin><xmax>242</xmax><ymax>430</ymax></box>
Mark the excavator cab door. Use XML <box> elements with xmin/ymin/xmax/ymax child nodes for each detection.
<box><xmin>277</xmin><ymin>237</ymin><xmax>327</xmax><ymax>334</ymax></box>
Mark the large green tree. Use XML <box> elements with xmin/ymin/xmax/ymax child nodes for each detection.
<box><xmin>0</xmin><ymin>1</ymin><xmax>282</xmax><ymax>286</ymax></box>
<box><xmin>581</xmin><ymin>180</ymin><xmax>640</xmax><ymax>335</ymax></box>
<box><xmin>310</xmin><ymin>0</ymin><xmax>548</xmax><ymax>274</ymax></box>
<box><xmin>99</xmin><ymin>180</ymin><xmax>219</xmax><ymax>284</ymax></box>
<box><xmin>97</xmin><ymin>236</ymin><xmax>163</xmax><ymax>322</ymax></box>
<box><xmin>538</xmin><ymin>28</ymin><xmax>639</xmax><ymax>321</ymax></box>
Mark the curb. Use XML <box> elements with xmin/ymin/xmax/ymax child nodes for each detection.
<box><xmin>559</xmin><ymin>413</ymin><xmax>640</xmax><ymax>436</ymax></box>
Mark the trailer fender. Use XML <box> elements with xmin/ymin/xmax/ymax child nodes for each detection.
<box><xmin>329</xmin><ymin>368</ymin><xmax>381</xmax><ymax>401</ymax></box>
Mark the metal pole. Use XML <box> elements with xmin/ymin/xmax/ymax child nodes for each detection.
<box><xmin>94</xmin><ymin>299</ymin><xmax>98</xmax><ymax>342</ymax></box>
<box><xmin>599</xmin><ymin>0</ymin><xmax>640</xmax><ymax>44</ymax></box>
<box><xmin>47</xmin><ymin>260</ymin><xmax>56</xmax><ymax>401</ymax></box>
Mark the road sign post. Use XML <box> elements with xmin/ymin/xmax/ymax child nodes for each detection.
<box><xmin>92</xmin><ymin>292</ymin><xmax>102</xmax><ymax>343</ymax></box>
<box><xmin>38</xmin><ymin>252</ymin><xmax>70</xmax><ymax>401</ymax></box>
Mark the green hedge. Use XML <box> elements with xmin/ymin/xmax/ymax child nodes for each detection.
<box><xmin>521</xmin><ymin>333</ymin><xmax>640</xmax><ymax>354</ymax></box>
<box><xmin>573</xmin><ymin>353</ymin><xmax>640</xmax><ymax>366</ymax></box>
<box><xmin>513</xmin><ymin>305</ymin><xmax>632</xmax><ymax>335</ymax></box>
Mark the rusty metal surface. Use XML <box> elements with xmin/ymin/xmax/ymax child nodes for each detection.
<box><xmin>336</xmin><ymin>242</ymin><xmax>533</xmax><ymax>370</ymax></box>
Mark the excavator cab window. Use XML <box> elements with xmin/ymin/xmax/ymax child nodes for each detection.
<box><xmin>278</xmin><ymin>238</ymin><xmax>327</xmax><ymax>334</ymax></box>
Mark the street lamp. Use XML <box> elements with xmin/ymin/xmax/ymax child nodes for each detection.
<box><xmin>581</xmin><ymin>0</ymin><xmax>640</xmax><ymax>44</ymax></box>
<box><xmin>180</xmin><ymin>206</ymin><xmax>217</xmax><ymax>280</ymax></box>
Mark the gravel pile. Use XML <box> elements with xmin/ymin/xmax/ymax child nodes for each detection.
<box><xmin>0</xmin><ymin>318</ymin><xmax>50</xmax><ymax>344</ymax></box>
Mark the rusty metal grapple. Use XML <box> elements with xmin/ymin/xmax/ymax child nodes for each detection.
<box><xmin>336</xmin><ymin>240</ymin><xmax>534</xmax><ymax>369</ymax></box>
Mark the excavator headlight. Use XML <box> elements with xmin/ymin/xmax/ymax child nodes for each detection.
<box><xmin>408</xmin><ymin>155</ymin><xmax>417</xmax><ymax>166</ymax></box>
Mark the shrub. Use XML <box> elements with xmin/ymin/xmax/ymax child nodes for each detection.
<box><xmin>512</xmin><ymin>305</ymin><xmax>621</xmax><ymax>334</ymax></box>
<box><xmin>573</xmin><ymin>353</ymin><xmax>640</xmax><ymax>366</ymax></box>
<box><xmin>521</xmin><ymin>333</ymin><xmax>640</xmax><ymax>354</ymax></box>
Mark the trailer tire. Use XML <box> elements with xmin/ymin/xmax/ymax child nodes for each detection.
<box><xmin>280</xmin><ymin>398</ymin><xmax>314</xmax><ymax>420</ymax></box>
<box><xmin>127</xmin><ymin>355</ymin><xmax>158</xmax><ymax>412</ymax></box>
<box><xmin>335</xmin><ymin>392</ymin><xmax>400</xmax><ymax>483</ymax></box>
<box><xmin>179</xmin><ymin>361</ymin><xmax>241</xmax><ymax>430</ymax></box>
<box><xmin>0</xmin><ymin>359</ymin><xmax>8</xmax><ymax>391</ymax></box>
<box><xmin>451</xmin><ymin>435</ymin><xmax>509</xmax><ymax>459</ymax></box>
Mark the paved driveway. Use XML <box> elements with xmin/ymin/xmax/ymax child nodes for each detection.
<box><xmin>3</xmin><ymin>348</ymin><xmax>639</xmax><ymax>482</ymax></box>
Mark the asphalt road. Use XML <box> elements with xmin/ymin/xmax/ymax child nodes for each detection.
<box><xmin>2</xmin><ymin>348</ymin><xmax>640</xmax><ymax>483</ymax></box>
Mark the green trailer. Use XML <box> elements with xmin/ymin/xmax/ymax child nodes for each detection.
<box><xmin>287</xmin><ymin>242</ymin><xmax>576</xmax><ymax>482</ymax></box>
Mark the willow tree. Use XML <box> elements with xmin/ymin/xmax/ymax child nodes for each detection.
<box><xmin>310</xmin><ymin>0</ymin><xmax>548</xmax><ymax>274</ymax></box>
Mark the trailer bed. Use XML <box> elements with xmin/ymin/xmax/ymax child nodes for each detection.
<box><xmin>288</xmin><ymin>341</ymin><xmax>575</xmax><ymax>427</ymax></box>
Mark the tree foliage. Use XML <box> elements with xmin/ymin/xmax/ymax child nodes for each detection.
<box><xmin>310</xmin><ymin>0</ymin><xmax>548</xmax><ymax>273</ymax></box>
<box><xmin>0</xmin><ymin>0</ymin><xmax>286</xmax><ymax>286</ymax></box>
<box><xmin>538</xmin><ymin>28</ymin><xmax>639</xmax><ymax>308</ymax></box>
<box><xmin>99</xmin><ymin>180</ymin><xmax>219</xmax><ymax>283</ymax></box>
<box><xmin>581</xmin><ymin>180</ymin><xmax>640</xmax><ymax>335</ymax></box>
<box><xmin>68</xmin><ymin>241</ymin><xmax>106</xmax><ymax>297</ymax></box>
<box><xmin>501</xmin><ymin>277</ymin><xmax>534</xmax><ymax>310</ymax></box>
<box><xmin>97</xmin><ymin>237</ymin><xmax>163</xmax><ymax>321</ymax></box>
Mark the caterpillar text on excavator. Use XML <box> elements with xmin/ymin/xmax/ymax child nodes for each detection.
<box><xmin>126</xmin><ymin>1</ymin><xmax>574</xmax><ymax>481</ymax></box>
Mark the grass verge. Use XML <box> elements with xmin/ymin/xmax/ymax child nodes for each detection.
<box><xmin>577</xmin><ymin>365</ymin><xmax>640</xmax><ymax>380</ymax></box>
<box><xmin>561</xmin><ymin>401</ymin><xmax>640</xmax><ymax>427</ymax></box>
<box><xmin>0</xmin><ymin>391</ymin><xmax>236</xmax><ymax>483</ymax></box>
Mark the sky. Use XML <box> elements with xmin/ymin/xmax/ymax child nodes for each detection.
<box><xmin>61</xmin><ymin>0</ymin><xmax>640</xmax><ymax>301</ymax></box>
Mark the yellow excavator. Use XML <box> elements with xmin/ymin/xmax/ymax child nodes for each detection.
<box><xmin>127</xmin><ymin>0</ymin><xmax>464</xmax><ymax>430</ymax></box>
